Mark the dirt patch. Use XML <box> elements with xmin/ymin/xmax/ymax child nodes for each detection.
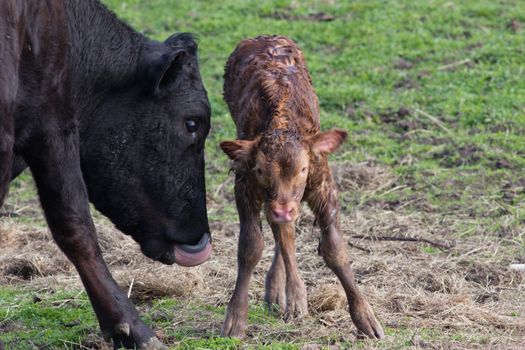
<box><xmin>501</xmin><ymin>178</ymin><xmax>525</xmax><ymax>203</ymax></box>
<box><xmin>432</xmin><ymin>144</ymin><xmax>483</xmax><ymax>167</ymax></box>
<box><xmin>3</xmin><ymin>259</ymin><xmax>40</xmax><ymax>280</ymax></box>
<box><xmin>262</xmin><ymin>11</ymin><xmax>336</xmax><ymax>22</ymax></box>
<box><xmin>394</xmin><ymin>78</ymin><xmax>420</xmax><ymax>90</ymax></box>
<box><xmin>507</xmin><ymin>19</ymin><xmax>523</xmax><ymax>33</ymax></box>
<box><xmin>393</xmin><ymin>58</ymin><xmax>414</xmax><ymax>70</ymax></box>
<box><xmin>118</xmin><ymin>270</ymin><xmax>205</xmax><ymax>303</ymax></box>
<box><xmin>310</xmin><ymin>284</ymin><xmax>346</xmax><ymax>312</ymax></box>
<box><xmin>465</xmin><ymin>42</ymin><xmax>484</xmax><ymax>52</ymax></box>
<box><xmin>492</xmin><ymin>158</ymin><xmax>513</xmax><ymax>170</ymax></box>
<box><xmin>378</xmin><ymin>107</ymin><xmax>431</xmax><ymax>137</ymax></box>
<box><xmin>331</xmin><ymin>161</ymin><xmax>395</xmax><ymax>193</ymax></box>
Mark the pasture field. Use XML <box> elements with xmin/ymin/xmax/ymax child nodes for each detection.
<box><xmin>1</xmin><ymin>0</ymin><xmax>525</xmax><ymax>349</ymax></box>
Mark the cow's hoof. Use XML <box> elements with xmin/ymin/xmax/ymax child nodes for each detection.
<box><xmin>284</xmin><ymin>280</ymin><xmax>308</xmax><ymax>322</ymax></box>
<box><xmin>349</xmin><ymin>298</ymin><xmax>384</xmax><ymax>339</ymax></box>
<box><xmin>139</xmin><ymin>337</ymin><xmax>167</xmax><ymax>350</ymax></box>
<box><xmin>102</xmin><ymin>320</ymin><xmax>167</xmax><ymax>349</ymax></box>
<box><xmin>221</xmin><ymin>309</ymin><xmax>248</xmax><ymax>338</ymax></box>
<box><xmin>111</xmin><ymin>335</ymin><xmax>167</xmax><ymax>350</ymax></box>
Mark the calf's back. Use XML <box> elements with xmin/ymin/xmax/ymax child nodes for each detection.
<box><xmin>224</xmin><ymin>35</ymin><xmax>320</xmax><ymax>140</ymax></box>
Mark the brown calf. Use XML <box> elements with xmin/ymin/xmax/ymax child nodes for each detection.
<box><xmin>220</xmin><ymin>36</ymin><xmax>384</xmax><ymax>339</ymax></box>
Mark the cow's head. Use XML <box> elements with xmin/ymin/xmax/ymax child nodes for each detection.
<box><xmin>220</xmin><ymin>127</ymin><xmax>347</xmax><ymax>225</ymax></box>
<box><xmin>80</xmin><ymin>34</ymin><xmax>211</xmax><ymax>266</ymax></box>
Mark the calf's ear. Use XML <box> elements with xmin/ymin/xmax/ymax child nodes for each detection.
<box><xmin>220</xmin><ymin>140</ymin><xmax>255</xmax><ymax>162</ymax></box>
<box><xmin>311</xmin><ymin>128</ymin><xmax>348</xmax><ymax>154</ymax></box>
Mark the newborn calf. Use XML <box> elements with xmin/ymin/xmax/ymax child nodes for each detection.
<box><xmin>220</xmin><ymin>35</ymin><xmax>384</xmax><ymax>339</ymax></box>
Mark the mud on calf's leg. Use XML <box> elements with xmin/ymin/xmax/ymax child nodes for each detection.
<box><xmin>308</xmin><ymin>179</ymin><xmax>384</xmax><ymax>339</ymax></box>
<box><xmin>270</xmin><ymin>223</ymin><xmax>308</xmax><ymax>321</ymax></box>
<box><xmin>222</xmin><ymin>176</ymin><xmax>264</xmax><ymax>338</ymax></box>
<box><xmin>24</xmin><ymin>126</ymin><xmax>164</xmax><ymax>349</ymax></box>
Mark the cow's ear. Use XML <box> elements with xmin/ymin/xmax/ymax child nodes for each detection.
<box><xmin>164</xmin><ymin>32</ymin><xmax>198</xmax><ymax>55</ymax></box>
<box><xmin>311</xmin><ymin>128</ymin><xmax>348</xmax><ymax>154</ymax></box>
<box><xmin>142</xmin><ymin>34</ymin><xmax>198</xmax><ymax>95</ymax></box>
<box><xmin>220</xmin><ymin>140</ymin><xmax>255</xmax><ymax>162</ymax></box>
<box><xmin>143</xmin><ymin>48</ymin><xmax>187</xmax><ymax>95</ymax></box>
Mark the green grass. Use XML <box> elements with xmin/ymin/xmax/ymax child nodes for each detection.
<box><xmin>0</xmin><ymin>288</ymin><xmax>98</xmax><ymax>349</ymax></box>
<box><xmin>1</xmin><ymin>0</ymin><xmax>525</xmax><ymax>349</ymax></box>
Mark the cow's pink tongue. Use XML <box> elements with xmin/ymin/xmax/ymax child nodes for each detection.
<box><xmin>173</xmin><ymin>233</ymin><xmax>212</xmax><ymax>267</ymax></box>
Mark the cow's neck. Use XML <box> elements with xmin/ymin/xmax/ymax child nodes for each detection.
<box><xmin>66</xmin><ymin>0</ymin><xmax>147</xmax><ymax>121</ymax></box>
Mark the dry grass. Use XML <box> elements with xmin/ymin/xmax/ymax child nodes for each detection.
<box><xmin>1</xmin><ymin>162</ymin><xmax>524</xmax><ymax>349</ymax></box>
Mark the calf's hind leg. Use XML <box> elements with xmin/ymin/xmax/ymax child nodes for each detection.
<box><xmin>23</xmin><ymin>120</ymin><xmax>164</xmax><ymax>349</ymax></box>
<box><xmin>270</xmin><ymin>223</ymin><xmax>308</xmax><ymax>321</ymax></box>
<box><xmin>264</xmin><ymin>243</ymin><xmax>286</xmax><ymax>312</ymax></box>
<box><xmin>307</xmin><ymin>175</ymin><xmax>384</xmax><ymax>339</ymax></box>
<box><xmin>222</xmin><ymin>175</ymin><xmax>264</xmax><ymax>338</ymax></box>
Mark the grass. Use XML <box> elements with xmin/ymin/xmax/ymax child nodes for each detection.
<box><xmin>1</xmin><ymin>0</ymin><xmax>525</xmax><ymax>349</ymax></box>
<box><xmin>0</xmin><ymin>288</ymin><xmax>98</xmax><ymax>349</ymax></box>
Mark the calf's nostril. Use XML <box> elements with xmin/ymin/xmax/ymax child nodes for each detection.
<box><xmin>273</xmin><ymin>207</ymin><xmax>293</xmax><ymax>220</ymax></box>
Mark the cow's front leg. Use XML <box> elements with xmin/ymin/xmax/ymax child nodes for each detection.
<box><xmin>0</xmin><ymin>34</ymin><xmax>16</xmax><ymax>206</ymax></box>
<box><xmin>0</xmin><ymin>111</ymin><xmax>13</xmax><ymax>206</ymax></box>
<box><xmin>23</xmin><ymin>127</ymin><xmax>164</xmax><ymax>349</ymax></box>
<box><xmin>307</xmin><ymin>177</ymin><xmax>384</xmax><ymax>339</ymax></box>
<box><xmin>264</xmin><ymin>244</ymin><xmax>286</xmax><ymax>313</ymax></box>
<box><xmin>221</xmin><ymin>175</ymin><xmax>264</xmax><ymax>338</ymax></box>
<box><xmin>270</xmin><ymin>223</ymin><xmax>308</xmax><ymax>321</ymax></box>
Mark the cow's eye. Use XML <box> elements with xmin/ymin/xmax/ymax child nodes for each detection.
<box><xmin>185</xmin><ymin>119</ymin><xmax>199</xmax><ymax>133</ymax></box>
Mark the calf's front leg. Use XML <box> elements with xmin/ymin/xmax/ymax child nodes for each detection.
<box><xmin>221</xmin><ymin>175</ymin><xmax>264</xmax><ymax>338</ymax></box>
<box><xmin>270</xmin><ymin>223</ymin><xmax>308</xmax><ymax>321</ymax></box>
<box><xmin>307</xmin><ymin>176</ymin><xmax>384</xmax><ymax>339</ymax></box>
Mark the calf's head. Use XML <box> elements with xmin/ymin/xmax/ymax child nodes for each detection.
<box><xmin>80</xmin><ymin>34</ymin><xmax>211</xmax><ymax>266</ymax></box>
<box><xmin>221</xmin><ymin>128</ymin><xmax>347</xmax><ymax>225</ymax></box>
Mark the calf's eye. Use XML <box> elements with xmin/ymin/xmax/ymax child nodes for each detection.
<box><xmin>301</xmin><ymin>167</ymin><xmax>308</xmax><ymax>173</ymax></box>
<box><xmin>185</xmin><ymin>119</ymin><xmax>199</xmax><ymax>133</ymax></box>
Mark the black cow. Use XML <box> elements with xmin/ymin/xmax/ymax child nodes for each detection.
<box><xmin>0</xmin><ymin>1</ymin><xmax>211</xmax><ymax>348</ymax></box>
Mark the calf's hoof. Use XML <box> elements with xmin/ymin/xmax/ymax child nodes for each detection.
<box><xmin>349</xmin><ymin>299</ymin><xmax>385</xmax><ymax>339</ymax></box>
<box><xmin>264</xmin><ymin>280</ymin><xmax>286</xmax><ymax>313</ymax></box>
<box><xmin>221</xmin><ymin>308</ymin><xmax>248</xmax><ymax>338</ymax></box>
<box><xmin>284</xmin><ymin>281</ymin><xmax>308</xmax><ymax>322</ymax></box>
